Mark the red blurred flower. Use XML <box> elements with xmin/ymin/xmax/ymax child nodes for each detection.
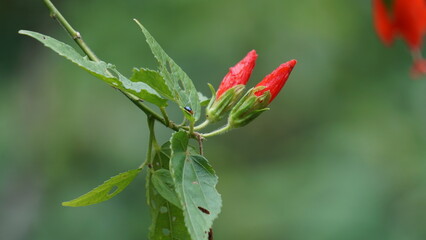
<box><xmin>373</xmin><ymin>0</ymin><xmax>426</xmax><ymax>76</ymax></box>
<box><xmin>373</xmin><ymin>0</ymin><xmax>426</xmax><ymax>50</ymax></box>
<box><xmin>216</xmin><ymin>50</ymin><xmax>257</xmax><ymax>98</ymax></box>
<box><xmin>254</xmin><ymin>60</ymin><xmax>297</xmax><ymax>103</ymax></box>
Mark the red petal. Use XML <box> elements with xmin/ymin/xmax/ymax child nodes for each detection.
<box><xmin>373</xmin><ymin>0</ymin><xmax>396</xmax><ymax>46</ymax></box>
<box><xmin>393</xmin><ymin>0</ymin><xmax>426</xmax><ymax>50</ymax></box>
<box><xmin>254</xmin><ymin>59</ymin><xmax>297</xmax><ymax>103</ymax></box>
<box><xmin>216</xmin><ymin>50</ymin><xmax>258</xmax><ymax>98</ymax></box>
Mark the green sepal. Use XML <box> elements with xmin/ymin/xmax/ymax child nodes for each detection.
<box><xmin>228</xmin><ymin>87</ymin><xmax>271</xmax><ymax>128</ymax></box>
<box><xmin>206</xmin><ymin>84</ymin><xmax>245</xmax><ymax>123</ymax></box>
<box><xmin>206</xmin><ymin>83</ymin><xmax>217</xmax><ymax>108</ymax></box>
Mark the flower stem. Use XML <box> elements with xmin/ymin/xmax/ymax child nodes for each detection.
<box><xmin>202</xmin><ymin>124</ymin><xmax>232</xmax><ymax>138</ymax></box>
<box><xmin>194</xmin><ymin>119</ymin><xmax>210</xmax><ymax>131</ymax></box>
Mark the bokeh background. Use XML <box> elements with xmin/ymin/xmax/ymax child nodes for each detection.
<box><xmin>2</xmin><ymin>0</ymin><xmax>426</xmax><ymax>239</ymax></box>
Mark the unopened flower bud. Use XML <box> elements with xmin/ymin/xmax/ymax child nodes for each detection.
<box><xmin>254</xmin><ymin>59</ymin><xmax>297</xmax><ymax>103</ymax></box>
<box><xmin>206</xmin><ymin>50</ymin><xmax>257</xmax><ymax>122</ymax></box>
<box><xmin>228</xmin><ymin>59</ymin><xmax>297</xmax><ymax>128</ymax></box>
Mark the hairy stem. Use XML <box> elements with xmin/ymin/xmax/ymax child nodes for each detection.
<box><xmin>202</xmin><ymin>124</ymin><xmax>232</xmax><ymax>138</ymax></box>
<box><xmin>194</xmin><ymin>119</ymin><xmax>210</xmax><ymax>131</ymax></box>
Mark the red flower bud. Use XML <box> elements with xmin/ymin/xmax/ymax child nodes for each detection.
<box><xmin>216</xmin><ymin>50</ymin><xmax>258</xmax><ymax>98</ymax></box>
<box><xmin>373</xmin><ymin>0</ymin><xmax>426</xmax><ymax>51</ymax></box>
<box><xmin>254</xmin><ymin>59</ymin><xmax>297</xmax><ymax>103</ymax></box>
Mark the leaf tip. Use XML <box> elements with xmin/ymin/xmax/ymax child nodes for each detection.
<box><xmin>18</xmin><ymin>30</ymin><xmax>28</xmax><ymax>35</ymax></box>
<box><xmin>133</xmin><ymin>18</ymin><xmax>143</xmax><ymax>28</ymax></box>
<box><xmin>61</xmin><ymin>201</ymin><xmax>73</xmax><ymax>207</ymax></box>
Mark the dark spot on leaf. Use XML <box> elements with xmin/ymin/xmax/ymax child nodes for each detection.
<box><xmin>208</xmin><ymin>228</ymin><xmax>213</xmax><ymax>240</ymax></box>
<box><xmin>108</xmin><ymin>185</ymin><xmax>119</xmax><ymax>195</ymax></box>
<box><xmin>148</xmin><ymin>163</ymin><xmax>152</xmax><ymax>168</ymax></box>
<box><xmin>198</xmin><ymin>206</ymin><xmax>210</xmax><ymax>214</ymax></box>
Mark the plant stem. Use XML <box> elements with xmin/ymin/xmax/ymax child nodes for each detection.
<box><xmin>139</xmin><ymin>116</ymin><xmax>156</xmax><ymax>169</ymax></box>
<box><xmin>42</xmin><ymin>0</ymin><xmax>182</xmax><ymax>133</ymax></box>
<box><xmin>127</xmin><ymin>97</ymin><xmax>180</xmax><ymax>131</ymax></box>
<box><xmin>43</xmin><ymin>0</ymin><xmax>99</xmax><ymax>62</ymax></box>
<box><xmin>189</xmin><ymin>120</ymin><xmax>195</xmax><ymax>136</ymax></box>
<box><xmin>197</xmin><ymin>134</ymin><xmax>204</xmax><ymax>155</ymax></box>
<box><xmin>194</xmin><ymin>119</ymin><xmax>210</xmax><ymax>131</ymax></box>
<box><xmin>202</xmin><ymin>124</ymin><xmax>232</xmax><ymax>138</ymax></box>
<box><xmin>160</xmin><ymin>107</ymin><xmax>170</xmax><ymax>127</ymax></box>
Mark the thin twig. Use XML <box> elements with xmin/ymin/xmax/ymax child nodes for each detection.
<box><xmin>197</xmin><ymin>134</ymin><xmax>204</xmax><ymax>155</ymax></box>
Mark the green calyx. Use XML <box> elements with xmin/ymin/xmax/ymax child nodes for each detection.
<box><xmin>228</xmin><ymin>86</ymin><xmax>271</xmax><ymax>128</ymax></box>
<box><xmin>206</xmin><ymin>84</ymin><xmax>245</xmax><ymax>123</ymax></box>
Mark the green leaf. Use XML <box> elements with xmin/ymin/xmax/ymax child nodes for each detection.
<box><xmin>19</xmin><ymin>30</ymin><xmax>113</xmax><ymax>82</ymax></box>
<box><xmin>19</xmin><ymin>30</ymin><xmax>167</xmax><ymax>107</ymax></box>
<box><xmin>133</xmin><ymin>20</ymin><xmax>201</xmax><ymax>121</ymax></box>
<box><xmin>152</xmin><ymin>169</ymin><xmax>182</xmax><ymax>209</ymax></box>
<box><xmin>170</xmin><ymin>131</ymin><xmax>222</xmax><ymax>240</ymax></box>
<box><xmin>198</xmin><ymin>92</ymin><xmax>210</xmax><ymax>107</ymax></box>
<box><xmin>147</xmin><ymin>142</ymin><xmax>191</xmax><ymax>240</ymax></box>
<box><xmin>110</xmin><ymin>68</ymin><xmax>168</xmax><ymax>107</ymax></box>
<box><xmin>131</xmin><ymin>68</ymin><xmax>174</xmax><ymax>100</ymax></box>
<box><xmin>62</xmin><ymin>169</ymin><xmax>141</xmax><ymax>207</ymax></box>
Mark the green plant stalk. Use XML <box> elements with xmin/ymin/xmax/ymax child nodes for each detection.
<box><xmin>194</xmin><ymin>119</ymin><xmax>210</xmax><ymax>131</ymax></box>
<box><xmin>202</xmin><ymin>123</ymin><xmax>231</xmax><ymax>138</ymax></box>
<box><xmin>42</xmin><ymin>0</ymin><xmax>178</xmax><ymax>131</ymax></box>
<box><xmin>43</xmin><ymin>0</ymin><xmax>99</xmax><ymax>61</ymax></box>
<box><xmin>147</xmin><ymin>116</ymin><xmax>160</xmax><ymax>153</ymax></box>
<box><xmin>139</xmin><ymin>116</ymin><xmax>156</xmax><ymax>169</ymax></box>
<box><xmin>160</xmin><ymin>107</ymin><xmax>170</xmax><ymax>127</ymax></box>
<box><xmin>127</xmin><ymin>97</ymin><xmax>179</xmax><ymax>131</ymax></box>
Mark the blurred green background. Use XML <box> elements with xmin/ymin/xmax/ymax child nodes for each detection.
<box><xmin>2</xmin><ymin>0</ymin><xmax>426</xmax><ymax>239</ymax></box>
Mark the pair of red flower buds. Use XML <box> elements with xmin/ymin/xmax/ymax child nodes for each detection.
<box><xmin>206</xmin><ymin>50</ymin><xmax>297</xmax><ymax>128</ymax></box>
